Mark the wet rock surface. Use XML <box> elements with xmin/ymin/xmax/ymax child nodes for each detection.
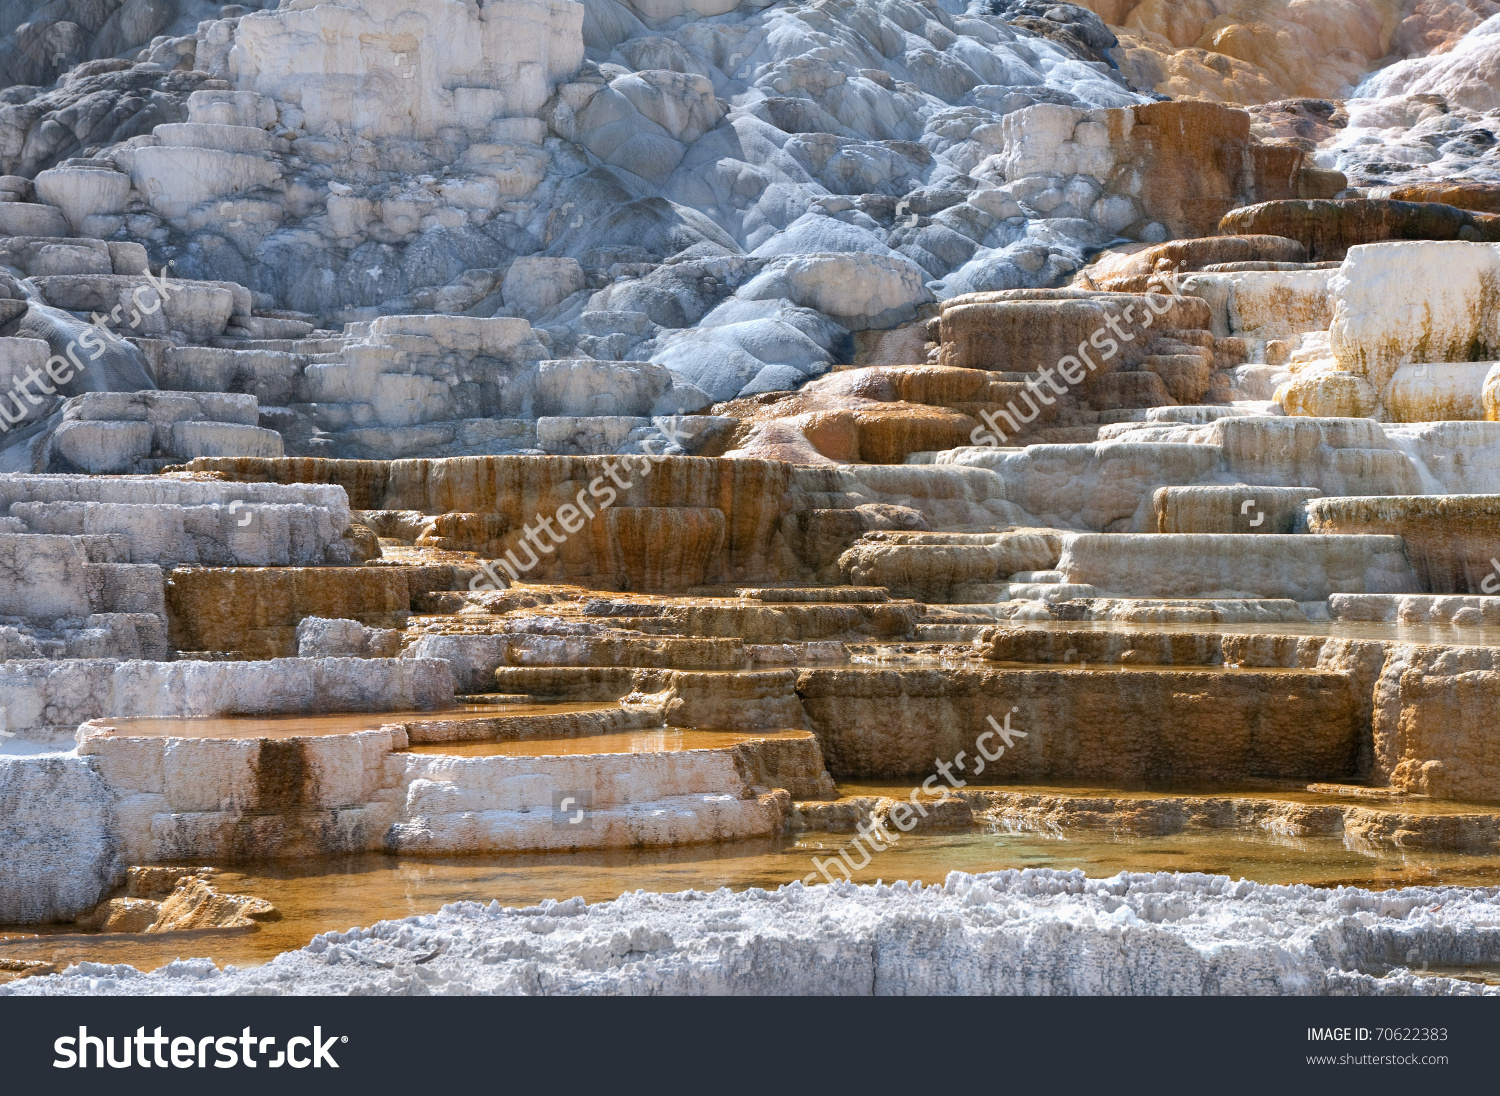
<box><xmin>8</xmin><ymin>871</ymin><xmax>1500</xmax><ymax>995</ymax></box>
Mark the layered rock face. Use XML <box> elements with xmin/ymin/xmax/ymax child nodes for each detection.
<box><xmin>228</xmin><ymin>0</ymin><xmax>584</xmax><ymax>140</ymax></box>
<box><xmin>12</xmin><ymin>2</ymin><xmax>1500</xmax><ymax>997</ymax></box>
<box><xmin>0</xmin><ymin>0</ymin><xmax>1350</xmax><ymax>464</ymax></box>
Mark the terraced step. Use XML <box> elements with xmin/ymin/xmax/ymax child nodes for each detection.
<box><xmin>1056</xmin><ymin>532</ymin><xmax>1418</xmax><ymax>600</ymax></box>
<box><xmin>566</xmin><ymin>600</ymin><xmax>926</xmax><ymax>642</ymax></box>
<box><xmin>795</xmin><ymin>664</ymin><xmax>1360</xmax><ymax>783</ymax></box>
<box><xmin>73</xmin><ymin>709</ymin><xmax>827</xmax><ymax>858</ymax></box>
<box><xmin>391</xmin><ymin>703</ymin><xmax>663</xmax><ymax>743</ymax></box>
<box><xmin>792</xmin><ymin>785</ymin><xmax>1500</xmax><ymax>852</ymax></box>
<box><xmin>736</xmin><ymin>586</ymin><xmax>889</xmax><ymax>603</ymax></box>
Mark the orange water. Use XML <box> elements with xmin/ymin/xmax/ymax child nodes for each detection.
<box><xmin>96</xmin><ymin>704</ymin><xmax>620</xmax><ymax>739</ymax></box>
<box><xmin>7</xmin><ymin>821</ymin><xmax>1500</xmax><ymax>976</ymax></box>
<box><xmin>403</xmin><ymin>728</ymin><xmax>812</xmax><ymax>757</ymax></box>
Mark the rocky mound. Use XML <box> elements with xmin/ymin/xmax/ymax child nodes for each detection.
<box><xmin>5</xmin><ymin>870</ymin><xmax>1496</xmax><ymax>995</ymax></box>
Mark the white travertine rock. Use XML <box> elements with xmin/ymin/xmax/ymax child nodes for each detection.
<box><xmin>65</xmin><ymin>391</ymin><xmax>260</xmax><ymax>450</ymax></box>
<box><xmin>168</xmin><ymin>421</ymin><xmax>286</xmax><ymax>460</ymax></box>
<box><xmin>737</xmin><ymin>253</ymin><xmax>933</xmax><ymax>331</ymax></box>
<box><xmin>537</xmin><ymin>415</ymin><xmax>653</xmax><ymax>454</ymax></box>
<box><xmin>1111</xmin><ymin>417</ymin><xmax>1422</xmax><ymax>497</ymax></box>
<box><xmin>1057</xmin><ymin>533</ymin><xmax>1421</xmax><ymax>600</ymax></box>
<box><xmin>187</xmin><ymin>90</ymin><xmax>280</xmax><ymax>130</ymax></box>
<box><xmin>1329</xmin><ymin>242</ymin><xmax>1500</xmax><ymax>399</ymax></box>
<box><xmin>1357</xmin><ymin>14</ymin><xmax>1500</xmax><ymax>111</ymax></box>
<box><xmin>228</xmin><ymin>0</ymin><xmax>585</xmax><ymax>139</ymax></box>
<box><xmin>389</xmin><ymin>748</ymin><xmax>783</xmax><ymax>853</ymax></box>
<box><xmin>11</xmin><ymin>501</ymin><xmax>343</xmax><ymax>567</ymax></box>
<box><xmin>0</xmin><ymin>755</ymin><xmax>120</xmax><ymax>924</ymax></box>
<box><xmin>1331</xmin><ymin>593</ymin><xmax>1500</xmax><ymax>626</ymax></box>
<box><xmin>1182</xmin><ymin>269</ymin><xmax>1335</xmax><ymax>340</ymax></box>
<box><xmin>393</xmin><ymin>790</ymin><xmax>784</xmax><ymax>854</ymax></box>
<box><xmin>822</xmin><ymin>463</ymin><xmax>1028</xmax><ymax>531</ymax></box>
<box><xmin>301</xmin><ymin>351</ymin><xmax>457</xmax><ymax>428</ymax></box>
<box><xmin>622</xmin><ymin>0</ymin><xmax>747</xmax><ymax>22</ymax></box>
<box><xmin>0</xmin><ymin>203</ymin><xmax>69</xmax><ymax>237</ymax></box>
<box><xmin>573</xmin><ymin>69</ymin><xmax>725</xmax><ymax>181</ymax></box>
<box><xmin>455</xmin><ymin>142</ymin><xmax>551</xmax><ymax>196</ymax></box>
<box><xmin>49</xmin><ymin>421</ymin><xmax>153</xmax><ymax>474</ymax></box>
<box><xmin>995</xmin><ymin>104</ymin><xmax>1120</xmax><ymax>183</ymax></box>
<box><xmin>25</xmin><ymin>242</ymin><xmax>112</xmax><ymax>276</ymax></box>
<box><xmin>0</xmin><ymin>337</ymin><xmax>53</xmax><ymax>402</ymax></box>
<box><xmin>1382</xmin><ymin>420</ymin><xmax>1500</xmax><ymax>493</ymax></box>
<box><xmin>535</xmin><ymin>359</ymin><xmax>671</xmax><ymax>416</ymax></box>
<box><xmin>115</xmin><ymin>391</ymin><xmax>249</xmax><ymax>429</ymax></box>
<box><xmin>32</xmin><ymin>167</ymin><xmax>131</xmax><ymax>236</ymax></box>
<box><xmin>1274</xmin><ymin>371</ymin><xmax>1379</xmax><ymax>419</ymax></box>
<box><xmin>0</xmin><ymin>656</ymin><xmax>453</xmax><ymax>742</ymax></box>
<box><xmin>501</xmin><ymin>256</ymin><xmax>585</xmax><ymax>316</ymax></box>
<box><xmin>127</xmin><ymin>147</ymin><xmax>282</xmax><ymax>221</ymax></box>
<box><xmin>940</xmin><ymin>441</ymin><xmax>1225</xmax><ymax>531</ymax></box>
<box><xmin>0</xmin><ymin>533</ymin><xmax>93</xmax><ymax>617</ymax></box>
<box><xmin>404</xmin><ymin>634</ymin><xmax>511</xmax><ymax>693</ymax></box>
<box><xmin>367</xmin><ymin>315</ymin><xmax>545</xmax><ymax>359</ymax></box>
<box><xmin>30</xmin><ymin>275</ymin><xmax>238</xmax><ymax>341</ymax></box>
<box><xmin>0</xmin><ymin>473</ymin><xmax>353</xmax><ymax>569</ymax></box>
<box><xmin>612</xmin><ymin>70</ymin><xmax>724</xmax><ymax>144</ymax></box>
<box><xmin>10</xmin><ymin>872</ymin><xmax>1496</xmax><ymax>995</ymax></box>
<box><xmin>1385</xmin><ymin>362</ymin><xmax>1493</xmax><ymax>422</ymax></box>
<box><xmin>0</xmin><ymin>474</ymin><xmax>349</xmax><ymax>520</ymax></box>
<box><xmin>153</xmin><ymin>123</ymin><xmax>278</xmax><ymax>155</ymax></box>
<box><xmin>296</xmin><ymin>616</ymin><xmax>404</xmax><ymax>658</ymax></box>
<box><xmin>157</xmin><ymin>348</ymin><xmax>303</xmax><ymax>406</ymax></box>
<box><xmin>78</xmin><ymin>724</ymin><xmax>410</xmax><ymax>863</ymax></box>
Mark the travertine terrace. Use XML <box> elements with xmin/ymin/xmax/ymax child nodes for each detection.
<box><xmin>5</xmin><ymin>0</ymin><xmax>1500</xmax><ymax>997</ymax></box>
